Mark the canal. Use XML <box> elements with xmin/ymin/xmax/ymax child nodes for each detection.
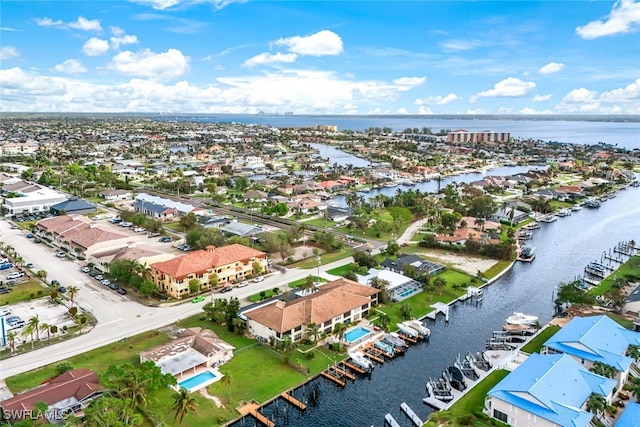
<box><xmin>231</xmin><ymin>184</ymin><xmax>640</xmax><ymax>427</ymax></box>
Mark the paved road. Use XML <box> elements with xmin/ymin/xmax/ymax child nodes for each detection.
<box><xmin>0</xmin><ymin>216</ymin><xmax>417</xmax><ymax>380</ymax></box>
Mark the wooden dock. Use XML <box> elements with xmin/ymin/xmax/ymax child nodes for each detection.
<box><xmin>363</xmin><ymin>348</ymin><xmax>384</xmax><ymax>364</ymax></box>
<box><xmin>343</xmin><ymin>361</ymin><xmax>366</xmax><ymax>374</ymax></box>
<box><xmin>280</xmin><ymin>392</ymin><xmax>307</xmax><ymax>411</ymax></box>
<box><xmin>331</xmin><ymin>366</ymin><xmax>355</xmax><ymax>381</ymax></box>
<box><xmin>369</xmin><ymin>344</ymin><xmax>394</xmax><ymax>359</ymax></box>
<box><xmin>321</xmin><ymin>370</ymin><xmax>346</xmax><ymax>387</ymax></box>
<box><xmin>398</xmin><ymin>333</ymin><xmax>416</xmax><ymax>344</ymax></box>
<box><xmin>250</xmin><ymin>410</ymin><xmax>275</xmax><ymax>427</ymax></box>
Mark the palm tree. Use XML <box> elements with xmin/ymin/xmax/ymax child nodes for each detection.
<box><xmin>590</xmin><ymin>361</ymin><xmax>617</xmax><ymax>379</ymax></box>
<box><xmin>171</xmin><ymin>388</ymin><xmax>197</xmax><ymax>424</ymax></box>
<box><xmin>377</xmin><ymin>311</ymin><xmax>391</xmax><ymax>331</ymax></box>
<box><xmin>40</xmin><ymin>322</ymin><xmax>51</xmax><ymax>344</ymax></box>
<box><xmin>586</xmin><ymin>393</ymin><xmax>607</xmax><ymax>421</ymax></box>
<box><xmin>220</xmin><ymin>373</ymin><xmax>232</xmax><ymax>404</ymax></box>
<box><xmin>304</xmin><ymin>323</ymin><xmax>320</xmax><ymax>343</ymax></box>
<box><xmin>6</xmin><ymin>331</ymin><xmax>17</xmax><ymax>353</ymax></box>
<box><xmin>627</xmin><ymin>345</ymin><xmax>640</xmax><ymax>363</ymax></box>
<box><xmin>67</xmin><ymin>285</ymin><xmax>80</xmax><ymax>308</ymax></box>
<box><xmin>433</xmin><ymin>277</ymin><xmax>447</xmax><ymax>295</ymax></box>
<box><xmin>332</xmin><ymin>322</ymin><xmax>347</xmax><ymax>343</ymax></box>
<box><xmin>22</xmin><ymin>316</ymin><xmax>40</xmax><ymax>349</ymax></box>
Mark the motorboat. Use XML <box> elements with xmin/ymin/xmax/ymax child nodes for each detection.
<box><xmin>402</xmin><ymin>320</ymin><xmax>431</xmax><ymax>338</ymax></box>
<box><xmin>396</xmin><ymin>323</ymin><xmax>419</xmax><ymax>338</ymax></box>
<box><xmin>348</xmin><ymin>351</ymin><xmax>374</xmax><ymax>371</ymax></box>
<box><xmin>518</xmin><ymin>246</ymin><xmax>536</xmax><ymax>262</ymax></box>
<box><xmin>506</xmin><ymin>312</ymin><xmax>539</xmax><ymax>325</ymax></box>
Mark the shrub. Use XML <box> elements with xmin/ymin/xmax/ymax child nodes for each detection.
<box><xmin>305</xmin><ymin>351</ymin><xmax>315</xmax><ymax>360</ymax></box>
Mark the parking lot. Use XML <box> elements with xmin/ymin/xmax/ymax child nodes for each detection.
<box><xmin>2</xmin><ymin>298</ymin><xmax>77</xmax><ymax>345</ymax></box>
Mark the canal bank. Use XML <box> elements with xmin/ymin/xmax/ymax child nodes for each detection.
<box><xmin>228</xmin><ymin>183</ymin><xmax>640</xmax><ymax>427</ymax></box>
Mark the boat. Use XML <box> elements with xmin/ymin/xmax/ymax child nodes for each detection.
<box><xmin>506</xmin><ymin>312</ymin><xmax>539</xmax><ymax>325</ymax></box>
<box><xmin>540</xmin><ymin>214</ymin><xmax>557</xmax><ymax>223</ymax></box>
<box><xmin>348</xmin><ymin>351</ymin><xmax>374</xmax><ymax>371</ymax></box>
<box><xmin>455</xmin><ymin>356</ymin><xmax>479</xmax><ymax>381</ymax></box>
<box><xmin>518</xmin><ymin>246</ymin><xmax>536</xmax><ymax>262</ymax></box>
<box><xmin>524</xmin><ymin>221</ymin><xmax>541</xmax><ymax>230</ymax></box>
<box><xmin>374</xmin><ymin>340</ymin><xmax>395</xmax><ymax>356</ymax></box>
<box><xmin>425</xmin><ymin>378</ymin><xmax>453</xmax><ymax>402</ymax></box>
<box><xmin>469</xmin><ymin>352</ymin><xmax>492</xmax><ymax>371</ymax></box>
<box><xmin>396</xmin><ymin>323</ymin><xmax>419</xmax><ymax>339</ymax></box>
<box><xmin>403</xmin><ymin>320</ymin><xmax>431</xmax><ymax>339</ymax></box>
<box><xmin>444</xmin><ymin>368</ymin><xmax>466</xmax><ymax>391</ymax></box>
<box><xmin>571</xmin><ymin>204</ymin><xmax>582</xmax><ymax>211</ymax></box>
<box><xmin>584</xmin><ymin>199</ymin><xmax>601</xmax><ymax>208</ymax></box>
<box><xmin>383</xmin><ymin>333</ymin><xmax>407</xmax><ymax>351</ymax></box>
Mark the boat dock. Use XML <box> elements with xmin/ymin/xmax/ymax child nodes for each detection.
<box><xmin>384</xmin><ymin>413</ymin><xmax>401</xmax><ymax>427</ymax></box>
<box><xmin>362</xmin><ymin>348</ymin><xmax>385</xmax><ymax>364</ymax></box>
<box><xmin>397</xmin><ymin>332</ymin><xmax>416</xmax><ymax>344</ymax></box>
<box><xmin>422</xmin><ymin>395</ymin><xmax>448</xmax><ymax>410</ymax></box>
<box><xmin>279</xmin><ymin>392</ymin><xmax>307</xmax><ymax>411</ymax></box>
<box><xmin>330</xmin><ymin>365</ymin><xmax>355</xmax><ymax>381</ymax></box>
<box><xmin>320</xmin><ymin>370</ymin><xmax>346</xmax><ymax>387</ymax></box>
<box><xmin>249</xmin><ymin>409</ymin><xmax>275</xmax><ymax>427</ymax></box>
<box><xmin>342</xmin><ymin>360</ymin><xmax>366</xmax><ymax>374</ymax></box>
<box><xmin>366</xmin><ymin>343</ymin><xmax>393</xmax><ymax>359</ymax></box>
<box><xmin>400</xmin><ymin>402</ymin><xmax>423</xmax><ymax>426</ymax></box>
<box><xmin>425</xmin><ymin>302</ymin><xmax>450</xmax><ymax>321</ymax></box>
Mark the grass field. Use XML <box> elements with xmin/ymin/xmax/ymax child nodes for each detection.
<box><xmin>288</xmin><ymin>276</ymin><xmax>327</xmax><ymax>288</ymax></box>
<box><xmin>484</xmin><ymin>260</ymin><xmax>514</xmax><ymax>280</ymax></box>
<box><xmin>520</xmin><ymin>325</ymin><xmax>560</xmax><ymax>354</ymax></box>
<box><xmin>326</xmin><ymin>263</ymin><xmax>358</xmax><ymax>277</ymax></box>
<box><xmin>291</xmin><ymin>247</ymin><xmax>354</xmax><ymax>269</ymax></box>
<box><xmin>0</xmin><ymin>280</ymin><xmax>50</xmax><ymax>305</ymax></box>
<box><xmin>589</xmin><ymin>255</ymin><xmax>640</xmax><ymax>296</ymax></box>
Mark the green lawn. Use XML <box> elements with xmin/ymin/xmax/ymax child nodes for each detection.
<box><xmin>520</xmin><ymin>325</ymin><xmax>560</xmax><ymax>354</ymax></box>
<box><xmin>326</xmin><ymin>263</ymin><xmax>358</xmax><ymax>277</ymax></box>
<box><xmin>589</xmin><ymin>255</ymin><xmax>640</xmax><ymax>296</ymax></box>
<box><xmin>291</xmin><ymin>247</ymin><xmax>354</xmax><ymax>269</ymax></box>
<box><xmin>484</xmin><ymin>260</ymin><xmax>513</xmax><ymax>280</ymax></box>
<box><xmin>426</xmin><ymin>370</ymin><xmax>510</xmax><ymax>426</ymax></box>
<box><xmin>6</xmin><ymin>330</ymin><xmax>171</xmax><ymax>394</ymax></box>
<box><xmin>164</xmin><ymin>222</ymin><xmax>186</xmax><ymax>232</ymax></box>
<box><xmin>0</xmin><ymin>280</ymin><xmax>50</xmax><ymax>305</ymax></box>
<box><xmin>248</xmin><ymin>289</ymin><xmax>280</xmax><ymax>302</ymax></box>
<box><xmin>305</xmin><ymin>218</ymin><xmax>335</xmax><ymax>228</ymax></box>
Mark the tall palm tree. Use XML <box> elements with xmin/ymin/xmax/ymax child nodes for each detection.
<box><xmin>304</xmin><ymin>323</ymin><xmax>320</xmax><ymax>343</ymax></box>
<box><xmin>586</xmin><ymin>393</ymin><xmax>607</xmax><ymax>421</ymax></box>
<box><xmin>40</xmin><ymin>322</ymin><xmax>51</xmax><ymax>344</ymax></box>
<box><xmin>171</xmin><ymin>388</ymin><xmax>197</xmax><ymax>424</ymax></box>
<box><xmin>67</xmin><ymin>286</ymin><xmax>80</xmax><ymax>308</ymax></box>
<box><xmin>332</xmin><ymin>322</ymin><xmax>347</xmax><ymax>343</ymax></box>
<box><xmin>590</xmin><ymin>361</ymin><xmax>617</xmax><ymax>379</ymax></box>
<box><xmin>6</xmin><ymin>331</ymin><xmax>17</xmax><ymax>353</ymax></box>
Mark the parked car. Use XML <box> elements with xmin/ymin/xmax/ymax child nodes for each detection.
<box><xmin>6</xmin><ymin>272</ymin><xmax>25</xmax><ymax>280</ymax></box>
<box><xmin>133</xmin><ymin>227</ymin><xmax>146</xmax><ymax>233</ymax></box>
<box><xmin>101</xmin><ymin>279</ymin><xmax>111</xmax><ymax>286</ymax></box>
<box><xmin>116</xmin><ymin>288</ymin><xmax>127</xmax><ymax>295</ymax></box>
<box><xmin>88</xmin><ymin>272</ymin><xmax>97</xmax><ymax>277</ymax></box>
<box><xmin>0</xmin><ymin>288</ymin><xmax>12</xmax><ymax>295</ymax></box>
<box><xmin>58</xmin><ymin>286</ymin><xmax>67</xmax><ymax>293</ymax></box>
<box><xmin>51</xmin><ymin>280</ymin><xmax>60</xmax><ymax>286</ymax></box>
<box><xmin>95</xmin><ymin>275</ymin><xmax>104</xmax><ymax>281</ymax></box>
<box><xmin>253</xmin><ymin>276</ymin><xmax>265</xmax><ymax>283</ymax></box>
<box><xmin>26</xmin><ymin>233</ymin><xmax>33</xmax><ymax>238</ymax></box>
<box><xmin>26</xmin><ymin>262</ymin><xmax>34</xmax><ymax>268</ymax></box>
<box><xmin>108</xmin><ymin>283</ymin><xmax>118</xmax><ymax>290</ymax></box>
<box><xmin>220</xmin><ymin>286</ymin><xmax>233</xmax><ymax>293</ymax></box>
<box><xmin>238</xmin><ymin>281</ymin><xmax>249</xmax><ymax>288</ymax></box>
<box><xmin>0</xmin><ymin>263</ymin><xmax>14</xmax><ymax>270</ymax></box>
<box><xmin>55</xmin><ymin>252</ymin><xmax>66</xmax><ymax>258</ymax></box>
<box><xmin>34</xmin><ymin>238</ymin><xmax>42</xmax><ymax>243</ymax></box>
<box><xmin>192</xmin><ymin>296</ymin><xmax>205</xmax><ymax>303</ymax></box>
<box><xmin>159</xmin><ymin>236</ymin><xmax>172</xmax><ymax>243</ymax></box>
<box><xmin>147</xmin><ymin>232</ymin><xmax>160</xmax><ymax>238</ymax></box>
<box><xmin>81</xmin><ymin>267</ymin><xmax>90</xmax><ymax>273</ymax></box>
<box><xmin>1</xmin><ymin>308</ymin><xmax>11</xmax><ymax>316</ymax></box>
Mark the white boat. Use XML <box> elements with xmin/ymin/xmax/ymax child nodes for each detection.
<box><xmin>396</xmin><ymin>323</ymin><xmax>419</xmax><ymax>338</ymax></box>
<box><xmin>506</xmin><ymin>312</ymin><xmax>539</xmax><ymax>325</ymax></box>
<box><xmin>348</xmin><ymin>351</ymin><xmax>374</xmax><ymax>371</ymax></box>
<box><xmin>403</xmin><ymin>320</ymin><xmax>431</xmax><ymax>337</ymax></box>
<box><xmin>540</xmin><ymin>214</ymin><xmax>557</xmax><ymax>223</ymax></box>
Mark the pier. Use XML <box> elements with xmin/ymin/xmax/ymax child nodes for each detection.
<box><xmin>384</xmin><ymin>413</ymin><xmax>401</xmax><ymax>427</ymax></box>
<box><xmin>362</xmin><ymin>348</ymin><xmax>384</xmax><ymax>364</ymax></box>
<box><xmin>425</xmin><ymin>302</ymin><xmax>450</xmax><ymax>321</ymax></box>
<box><xmin>400</xmin><ymin>402</ymin><xmax>423</xmax><ymax>426</ymax></box>
<box><xmin>249</xmin><ymin>410</ymin><xmax>275</xmax><ymax>427</ymax></box>
<box><xmin>331</xmin><ymin>365</ymin><xmax>356</xmax><ymax>381</ymax></box>
<box><xmin>342</xmin><ymin>361</ymin><xmax>366</xmax><ymax>374</ymax></box>
<box><xmin>280</xmin><ymin>392</ymin><xmax>307</xmax><ymax>411</ymax></box>
<box><xmin>320</xmin><ymin>370</ymin><xmax>346</xmax><ymax>387</ymax></box>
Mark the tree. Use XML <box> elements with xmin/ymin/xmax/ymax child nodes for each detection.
<box><xmin>586</xmin><ymin>393</ymin><xmax>607</xmax><ymax>421</ymax></box>
<box><xmin>188</xmin><ymin>279</ymin><xmax>201</xmax><ymax>295</ymax></box>
<box><xmin>22</xmin><ymin>315</ymin><xmax>40</xmax><ymax>349</ymax></box>
<box><xmin>6</xmin><ymin>330</ymin><xmax>17</xmax><ymax>353</ymax></box>
<box><xmin>55</xmin><ymin>361</ymin><xmax>74</xmax><ymax>376</ymax></box>
<box><xmin>140</xmin><ymin>280</ymin><xmax>157</xmax><ymax>296</ymax></box>
<box><xmin>40</xmin><ymin>322</ymin><xmax>51</xmax><ymax>344</ymax></box>
<box><xmin>432</xmin><ymin>277</ymin><xmax>447</xmax><ymax>295</ymax></box>
<box><xmin>304</xmin><ymin>323</ymin><xmax>320</xmax><ymax>343</ymax></box>
<box><xmin>101</xmin><ymin>361</ymin><xmax>177</xmax><ymax>410</ymax></box>
<box><xmin>220</xmin><ymin>373</ymin><xmax>232</xmax><ymax>404</ymax></box>
<box><xmin>171</xmin><ymin>388</ymin><xmax>198</xmax><ymax>424</ymax></box>
<box><xmin>590</xmin><ymin>361</ymin><xmax>617</xmax><ymax>379</ymax></box>
<box><xmin>400</xmin><ymin>304</ymin><xmax>412</xmax><ymax>320</ymax></box>
<box><xmin>84</xmin><ymin>396</ymin><xmax>143</xmax><ymax>427</ymax></box>
<box><xmin>627</xmin><ymin>345</ymin><xmax>640</xmax><ymax>363</ymax></box>
<box><xmin>368</xmin><ymin>277</ymin><xmax>390</xmax><ymax>303</ymax></box>
<box><xmin>179</xmin><ymin>212</ymin><xmax>199</xmax><ymax>231</ymax></box>
<box><xmin>67</xmin><ymin>286</ymin><xmax>80</xmax><ymax>308</ymax></box>
<box><xmin>332</xmin><ymin>322</ymin><xmax>347</xmax><ymax>342</ymax></box>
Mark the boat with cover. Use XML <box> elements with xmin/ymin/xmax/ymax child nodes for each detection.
<box><xmin>396</xmin><ymin>323</ymin><xmax>419</xmax><ymax>338</ymax></box>
<box><xmin>518</xmin><ymin>246</ymin><xmax>536</xmax><ymax>262</ymax></box>
<box><xmin>506</xmin><ymin>312</ymin><xmax>539</xmax><ymax>325</ymax></box>
<box><xmin>348</xmin><ymin>351</ymin><xmax>374</xmax><ymax>371</ymax></box>
<box><xmin>402</xmin><ymin>320</ymin><xmax>431</xmax><ymax>338</ymax></box>
<box><xmin>383</xmin><ymin>333</ymin><xmax>408</xmax><ymax>351</ymax></box>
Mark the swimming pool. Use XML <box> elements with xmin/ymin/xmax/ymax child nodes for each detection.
<box><xmin>178</xmin><ymin>371</ymin><xmax>217</xmax><ymax>391</ymax></box>
<box><xmin>344</xmin><ymin>326</ymin><xmax>372</xmax><ymax>343</ymax></box>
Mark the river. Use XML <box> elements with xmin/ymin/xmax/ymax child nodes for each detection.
<box><xmin>229</xmin><ymin>188</ymin><xmax>640</xmax><ymax>426</ymax></box>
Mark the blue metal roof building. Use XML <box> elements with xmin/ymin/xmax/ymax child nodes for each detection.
<box><xmin>487</xmin><ymin>353</ymin><xmax>615</xmax><ymax>427</ymax></box>
<box><xmin>616</xmin><ymin>402</ymin><xmax>640</xmax><ymax>427</ymax></box>
<box><xmin>543</xmin><ymin>315</ymin><xmax>640</xmax><ymax>372</ymax></box>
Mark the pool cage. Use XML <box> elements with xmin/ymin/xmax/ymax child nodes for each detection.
<box><xmin>389</xmin><ymin>280</ymin><xmax>424</xmax><ymax>302</ymax></box>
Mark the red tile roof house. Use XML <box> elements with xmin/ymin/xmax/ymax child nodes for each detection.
<box><xmin>436</xmin><ymin>227</ymin><xmax>500</xmax><ymax>246</ymax></box>
<box><xmin>150</xmin><ymin>244</ymin><xmax>268</xmax><ymax>299</ymax></box>
<box><xmin>35</xmin><ymin>215</ymin><xmax>131</xmax><ymax>259</ymax></box>
<box><xmin>0</xmin><ymin>369</ymin><xmax>103</xmax><ymax>423</ymax></box>
<box><xmin>243</xmin><ymin>278</ymin><xmax>379</xmax><ymax>344</ymax></box>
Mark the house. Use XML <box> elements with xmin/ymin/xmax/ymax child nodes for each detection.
<box><xmin>150</xmin><ymin>244</ymin><xmax>268</xmax><ymax>299</ymax></box>
<box><xmin>326</xmin><ymin>206</ymin><xmax>350</xmax><ymax>222</ymax></box>
<box><xmin>35</xmin><ymin>215</ymin><xmax>131</xmax><ymax>258</ymax></box>
<box><xmin>50</xmin><ymin>198</ymin><xmax>97</xmax><ymax>216</ymax></box>
<box><xmin>380</xmin><ymin>254</ymin><xmax>446</xmax><ymax>276</ymax></box>
<box><xmin>243</xmin><ymin>278</ymin><xmax>379</xmax><ymax>343</ymax></box>
<box><xmin>543</xmin><ymin>315</ymin><xmax>640</xmax><ymax>388</ymax></box>
<box><xmin>220</xmin><ymin>221</ymin><xmax>262</xmax><ymax>237</ymax></box>
<box><xmin>356</xmin><ymin>268</ymin><xmax>424</xmax><ymax>302</ymax></box>
<box><xmin>0</xmin><ymin>369</ymin><xmax>103</xmax><ymax>423</ymax></box>
<box><xmin>133</xmin><ymin>199</ymin><xmax>176</xmax><ymax>220</ymax></box>
<box><xmin>140</xmin><ymin>327</ymin><xmax>234</xmax><ymax>381</ymax></box>
<box><xmin>488</xmin><ymin>206</ymin><xmax>529</xmax><ymax>224</ymax></box>
<box><xmin>436</xmin><ymin>227</ymin><xmax>500</xmax><ymax>246</ymax></box>
<box><xmin>98</xmin><ymin>189</ymin><xmax>132</xmax><ymax>201</ymax></box>
<box><xmin>287</xmin><ymin>197</ymin><xmax>327</xmax><ymax>214</ymax></box>
<box><xmin>616</xmin><ymin>402</ymin><xmax>640</xmax><ymax>427</ymax></box>
<box><xmin>486</xmin><ymin>353</ymin><xmax>615</xmax><ymax>427</ymax></box>
<box><xmin>135</xmin><ymin>193</ymin><xmax>198</xmax><ymax>216</ymax></box>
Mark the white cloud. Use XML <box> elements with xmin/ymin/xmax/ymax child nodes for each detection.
<box><xmin>0</xmin><ymin>46</ymin><xmax>20</xmax><ymax>61</ymax></box>
<box><xmin>274</xmin><ymin>30</ymin><xmax>343</xmax><ymax>56</ymax></box>
<box><xmin>111</xmin><ymin>26</ymin><xmax>125</xmax><ymax>36</ymax></box>
<box><xmin>538</xmin><ymin>62</ymin><xmax>565</xmax><ymax>75</ymax></box>
<box><xmin>392</xmin><ymin>76</ymin><xmax>426</xmax><ymax>87</ymax></box>
<box><xmin>415</xmin><ymin>93</ymin><xmax>459</xmax><ymax>105</ymax></box>
<box><xmin>576</xmin><ymin>0</ymin><xmax>640</xmax><ymax>39</ymax></box>
<box><xmin>82</xmin><ymin>38</ymin><xmax>110</xmax><ymax>56</ymax></box>
<box><xmin>1</xmin><ymin>27</ymin><xmax>20</xmax><ymax>32</ymax></box>
<box><xmin>52</xmin><ymin>59</ymin><xmax>88</xmax><ymax>74</ymax></box>
<box><xmin>600</xmin><ymin>77</ymin><xmax>640</xmax><ymax>101</ymax></box>
<box><xmin>133</xmin><ymin>0</ymin><xmax>246</xmax><ymax>11</ymax></box>
<box><xmin>111</xmin><ymin>34</ymin><xmax>139</xmax><ymax>50</ymax></box>
<box><xmin>243</xmin><ymin>52</ymin><xmax>298</xmax><ymax>67</ymax></box>
<box><xmin>477</xmin><ymin>77</ymin><xmax>536</xmax><ymax>97</ymax></box>
<box><xmin>520</xmin><ymin>107</ymin><xmax>554</xmax><ymax>115</ymax></box>
<box><xmin>467</xmin><ymin>108</ymin><xmax>485</xmax><ymax>114</ymax></box>
<box><xmin>108</xmin><ymin>48</ymin><xmax>190</xmax><ymax>79</ymax></box>
<box><xmin>35</xmin><ymin>16</ymin><xmax>101</xmax><ymax>31</ymax></box>
<box><xmin>562</xmin><ymin>88</ymin><xmax>597</xmax><ymax>103</ymax></box>
<box><xmin>439</xmin><ymin>39</ymin><xmax>482</xmax><ymax>51</ymax></box>
<box><xmin>533</xmin><ymin>94</ymin><xmax>553</xmax><ymax>102</ymax></box>
<box><xmin>68</xmin><ymin>16</ymin><xmax>102</xmax><ymax>32</ymax></box>
<box><xmin>555</xmin><ymin>81</ymin><xmax>640</xmax><ymax>114</ymax></box>
<box><xmin>396</xmin><ymin>107</ymin><xmax>409</xmax><ymax>114</ymax></box>
<box><xmin>417</xmin><ymin>106</ymin><xmax>434</xmax><ymax>114</ymax></box>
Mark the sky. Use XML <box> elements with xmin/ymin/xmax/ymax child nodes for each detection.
<box><xmin>1</xmin><ymin>0</ymin><xmax>639</xmax><ymax>115</ymax></box>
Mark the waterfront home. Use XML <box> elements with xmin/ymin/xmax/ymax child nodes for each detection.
<box><xmin>356</xmin><ymin>268</ymin><xmax>424</xmax><ymax>302</ymax></box>
<box><xmin>140</xmin><ymin>327</ymin><xmax>234</xmax><ymax>378</ymax></box>
<box><xmin>488</xmin><ymin>206</ymin><xmax>529</xmax><ymax>224</ymax></box>
<box><xmin>150</xmin><ymin>244</ymin><xmax>268</xmax><ymax>299</ymax></box>
<box><xmin>243</xmin><ymin>278</ymin><xmax>379</xmax><ymax>343</ymax></box>
<box><xmin>326</xmin><ymin>206</ymin><xmax>350</xmax><ymax>222</ymax></box>
<box><xmin>0</xmin><ymin>369</ymin><xmax>104</xmax><ymax>423</ymax></box>
<box><xmin>98</xmin><ymin>189</ymin><xmax>132</xmax><ymax>201</ymax></box>
<box><xmin>485</xmin><ymin>353</ymin><xmax>615</xmax><ymax>427</ymax></box>
<box><xmin>542</xmin><ymin>315</ymin><xmax>640</xmax><ymax>389</ymax></box>
<box><xmin>436</xmin><ymin>227</ymin><xmax>500</xmax><ymax>246</ymax></box>
<box><xmin>380</xmin><ymin>254</ymin><xmax>446</xmax><ymax>276</ymax></box>
<box><xmin>287</xmin><ymin>197</ymin><xmax>327</xmax><ymax>214</ymax></box>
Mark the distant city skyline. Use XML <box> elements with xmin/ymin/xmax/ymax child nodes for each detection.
<box><xmin>1</xmin><ymin>0</ymin><xmax>639</xmax><ymax>115</ymax></box>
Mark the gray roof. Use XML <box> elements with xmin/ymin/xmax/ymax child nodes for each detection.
<box><xmin>157</xmin><ymin>349</ymin><xmax>208</xmax><ymax>376</ymax></box>
<box><xmin>221</xmin><ymin>222</ymin><xmax>262</xmax><ymax>237</ymax></box>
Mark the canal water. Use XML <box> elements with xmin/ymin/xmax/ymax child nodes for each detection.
<box><xmin>230</xmin><ymin>185</ymin><xmax>640</xmax><ymax>427</ymax></box>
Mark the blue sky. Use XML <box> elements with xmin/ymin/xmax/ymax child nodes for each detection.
<box><xmin>1</xmin><ymin>0</ymin><xmax>639</xmax><ymax>115</ymax></box>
